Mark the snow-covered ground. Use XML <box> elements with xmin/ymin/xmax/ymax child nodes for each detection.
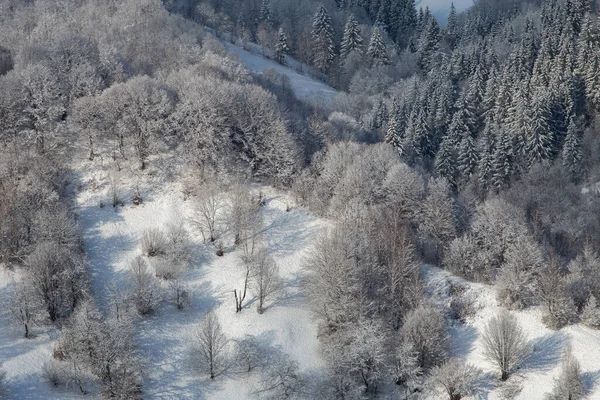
<box><xmin>74</xmin><ymin>158</ymin><xmax>328</xmax><ymax>399</ymax></box>
<box><xmin>221</xmin><ymin>39</ymin><xmax>337</xmax><ymax>103</ymax></box>
<box><xmin>425</xmin><ymin>266</ymin><xmax>600</xmax><ymax>399</ymax></box>
<box><xmin>3</xmin><ymin>155</ymin><xmax>600</xmax><ymax>399</ymax></box>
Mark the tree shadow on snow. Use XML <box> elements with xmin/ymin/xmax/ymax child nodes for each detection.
<box><xmin>450</xmin><ymin>323</ymin><xmax>478</xmax><ymax>359</ymax></box>
<box><xmin>582</xmin><ymin>370</ymin><xmax>600</xmax><ymax>394</ymax></box>
<box><xmin>520</xmin><ymin>332</ymin><xmax>568</xmax><ymax>373</ymax></box>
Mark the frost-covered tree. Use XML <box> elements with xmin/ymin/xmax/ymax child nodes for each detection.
<box><xmin>562</xmin><ymin>118</ymin><xmax>582</xmax><ymax>181</ymax></box>
<box><xmin>401</xmin><ymin>305</ymin><xmax>449</xmax><ymax>370</ymax></box>
<box><xmin>234</xmin><ymin>335</ymin><xmax>268</xmax><ymax>373</ymax></box>
<box><xmin>275</xmin><ymin>28</ymin><xmax>290</xmax><ymax>65</ymax></box>
<box><xmin>482</xmin><ymin>311</ymin><xmax>529</xmax><ymax>381</ymax></box>
<box><xmin>581</xmin><ymin>295</ymin><xmax>600</xmax><ymax>328</ymax></box>
<box><xmin>393</xmin><ymin>341</ymin><xmax>422</xmax><ymax>395</ymax></box>
<box><xmin>254</xmin><ymin>352</ymin><xmax>304</xmax><ymax>399</ymax></box>
<box><xmin>546</xmin><ymin>346</ymin><xmax>585</xmax><ymax>400</ymax></box>
<box><xmin>496</xmin><ymin>239</ymin><xmax>544</xmax><ymax>309</ymax></box>
<box><xmin>193</xmin><ymin>309</ymin><xmax>229</xmax><ymax>379</ymax></box>
<box><xmin>428</xmin><ymin>359</ymin><xmax>482</xmax><ymax>400</ymax></box>
<box><xmin>340</xmin><ymin>14</ymin><xmax>363</xmax><ymax>59</ymax></box>
<box><xmin>311</xmin><ymin>5</ymin><xmax>335</xmax><ymax>73</ymax></box>
<box><xmin>5</xmin><ymin>280</ymin><xmax>38</xmax><ymax>338</ymax></box>
<box><xmin>367</xmin><ymin>28</ymin><xmax>389</xmax><ymax>66</ymax></box>
<box><xmin>249</xmin><ymin>250</ymin><xmax>283</xmax><ymax>314</ymax></box>
<box><xmin>418</xmin><ymin>178</ymin><xmax>456</xmax><ymax>262</ymax></box>
<box><xmin>192</xmin><ymin>182</ymin><xmax>222</xmax><ymax>243</ymax></box>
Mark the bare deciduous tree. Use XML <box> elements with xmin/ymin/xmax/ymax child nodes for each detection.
<box><xmin>234</xmin><ymin>335</ymin><xmax>268</xmax><ymax>373</ymax></box>
<box><xmin>169</xmin><ymin>279</ymin><xmax>190</xmax><ymax>310</ymax></box>
<box><xmin>250</xmin><ymin>250</ymin><xmax>284</xmax><ymax>314</ymax></box>
<box><xmin>5</xmin><ymin>280</ymin><xmax>38</xmax><ymax>338</ymax></box>
<box><xmin>193</xmin><ymin>309</ymin><xmax>229</xmax><ymax>379</ymax></box>
<box><xmin>193</xmin><ymin>183</ymin><xmax>222</xmax><ymax>243</ymax></box>
<box><xmin>481</xmin><ymin>311</ymin><xmax>529</xmax><ymax>381</ymax></box>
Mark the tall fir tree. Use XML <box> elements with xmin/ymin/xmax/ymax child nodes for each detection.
<box><xmin>435</xmin><ymin>137</ymin><xmax>458</xmax><ymax>189</ymax></box>
<box><xmin>525</xmin><ymin>91</ymin><xmax>554</xmax><ymax>166</ymax></box>
<box><xmin>491</xmin><ymin>131</ymin><xmax>514</xmax><ymax>191</ymax></box>
<box><xmin>418</xmin><ymin>10</ymin><xmax>441</xmax><ymax>71</ymax></box>
<box><xmin>275</xmin><ymin>28</ymin><xmax>290</xmax><ymax>64</ymax></box>
<box><xmin>340</xmin><ymin>14</ymin><xmax>363</xmax><ymax>59</ymax></box>
<box><xmin>445</xmin><ymin>3</ymin><xmax>459</xmax><ymax>49</ymax></box>
<box><xmin>260</xmin><ymin>0</ymin><xmax>273</xmax><ymax>26</ymax></box>
<box><xmin>458</xmin><ymin>133</ymin><xmax>479</xmax><ymax>179</ymax></box>
<box><xmin>562</xmin><ymin>118</ymin><xmax>583</xmax><ymax>182</ymax></box>
<box><xmin>311</xmin><ymin>5</ymin><xmax>336</xmax><ymax>73</ymax></box>
<box><xmin>367</xmin><ymin>27</ymin><xmax>390</xmax><ymax>66</ymax></box>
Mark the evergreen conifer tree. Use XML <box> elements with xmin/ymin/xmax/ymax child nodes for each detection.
<box><xmin>340</xmin><ymin>14</ymin><xmax>363</xmax><ymax>59</ymax></box>
<box><xmin>367</xmin><ymin>27</ymin><xmax>390</xmax><ymax>66</ymax></box>
<box><xmin>311</xmin><ymin>5</ymin><xmax>335</xmax><ymax>73</ymax></box>
<box><xmin>275</xmin><ymin>28</ymin><xmax>290</xmax><ymax>64</ymax></box>
<box><xmin>562</xmin><ymin>118</ymin><xmax>583</xmax><ymax>181</ymax></box>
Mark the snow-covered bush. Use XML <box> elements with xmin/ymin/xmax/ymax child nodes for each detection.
<box><xmin>496</xmin><ymin>240</ymin><xmax>544</xmax><ymax>309</ymax></box>
<box><xmin>141</xmin><ymin>227</ymin><xmax>167</xmax><ymax>257</ymax></box>
<box><xmin>128</xmin><ymin>256</ymin><xmax>162</xmax><ymax>315</ymax></box>
<box><xmin>427</xmin><ymin>359</ymin><xmax>482</xmax><ymax>400</ymax></box>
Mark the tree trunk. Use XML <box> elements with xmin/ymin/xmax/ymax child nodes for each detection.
<box><xmin>501</xmin><ymin>370</ymin><xmax>509</xmax><ymax>381</ymax></box>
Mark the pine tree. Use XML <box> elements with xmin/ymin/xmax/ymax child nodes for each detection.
<box><xmin>445</xmin><ymin>3</ymin><xmax>459</xmax><ymax>49</ymax></box>
<box><xmin>386</xmin><ymin>98</ymin><xmax>406</xmax><ymax>155</ymax></box>
<box><xmin>340</xmin><ymin>14</ymin><xmax>363</xmax><ymax>59</ymax></box>
<box><xmin>418</xmin><ymin>12</ymin><xmax>440</xmax><ymax>71</ymax></box>
<box><xmin>562</xmin><ymin>118</ymin><xmax>583</xmax><ymax>182</ymax></box>
<box><xmin>525</xmin><ymin>91</ymin><xmax>553</xmax><ymax>166</ymax></box>
<box><xmin>491</xmin><ymin>131</ymin><xmax>513</xmax><ymax>191</ymax></box>
<box><xmin>275</xmin><ymin>28</ymin><xmax>290</xmax><ymax>64</ymax></box>
<box><xmin>311</xmin><ymin>5</ymin><xmax>335</xmax><ymax>73</ymax></box>
<box><xmin>367</xmin><ymin>27</ymin><xmax>390</xmax><ymax>66</ymax></box>
<box><xmin>458</xmin><ymin>133</ymin><xmax>479</xmax><ymax>179</ymax></box>
<box><xmin>370</xmin><ymin>98</ymin><xmax>388</xmax><ymax>129</ymax></box>
<box><xmin>435</xmin><ymin>137</ymin><xmax>457</xmax><ymax>188</ymax></box>
<box><xmin>260</xmin><ymin>0</ymin><xmax>273</xmax><ymax>26</ymax></box>
<box><xmin>478</xmin><ymin>125</ymin><xmax>495</xmax><ymax>194</ymax></box>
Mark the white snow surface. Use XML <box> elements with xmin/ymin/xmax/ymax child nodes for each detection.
<box><xmin>222</xmin><ymin>40</ymin><xmax>337</xmax><ymax>104</ymax></box>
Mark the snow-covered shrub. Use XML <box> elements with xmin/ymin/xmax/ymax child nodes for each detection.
<box><xmin>427</xmin><ymin>359</ymin><xmax>483</xmax><ymax>400</ymax></box>
<box><xmin>401</xmin><ymin>305</ymin><xmax>450</xmax><ymax>371</ymax></box>
<box><xmin>449</xmin><ymin>284</ymin><xmax>477</xmax><ymax>323</ymax></box>
<box><xmin>128</xmin><ymin>256</ymin><xmax>162</xmax><ymax>315</ymax></box>
<box><xmin>42</xmin><ymin>360</ymin><xmax>88</xmax><ymax>393</ymax></box>
<box><xmin>153</xmin><ymin>256</ymin><xmax>187</xmax><ymax>280</ymax></box>
<box><xmin>141</xmin><ymin>227</ymin><xmax>167</xmax><ymax>257</ymax></box>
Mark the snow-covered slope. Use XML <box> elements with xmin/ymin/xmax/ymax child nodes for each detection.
<box><xmin>222</xmin><ymin>40</ymin><xmax>337</xmax><ymax>103</ymax></box>
<box><xmin>74</xmin><ymin>160</ymin><xmax>328</xmax><ymax>399</ymax></box>
<box><xmin>425</xmin><ymin>266</ymin><xmax>600</xmax><ymax>399</ymax></box>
